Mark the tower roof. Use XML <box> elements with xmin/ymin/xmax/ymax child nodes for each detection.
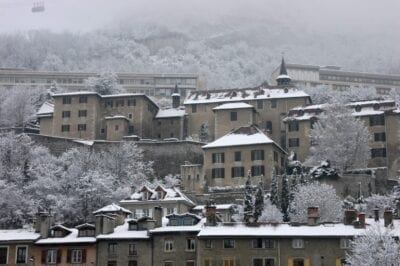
<box><xmin>279</xmin><ymin>57</ymin><xmax>288</xmax><ymax>76</ymax></box>
<box><xmin>276</xmin><ymin>56</ymin><xmax>291</xmax><ymax>85</ymax></box>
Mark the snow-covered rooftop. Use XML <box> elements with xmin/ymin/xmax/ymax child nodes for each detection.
<box><xmin>202</xmin><ymin>125</ymin><xmax>278</xmax><ymax>149</ymax></box>
<box><xmin>184</xmin><ymin>87</ymin><xmax>309</xmax><ymax>105</ymax></box>
<box><xmin>198</xmin><ymin>219</ymin><xmax>400</xmax><ymax>238</ymax></box>
<box><xmin>102</xmin><ymin>93</ymin><xmax>145</xmax><ymax>98</ymax></box>
<box><xmin>0</xmin><ymin>229</ymin><xmax>40</xmax><ymax>241</ymax></box>
<box><xmin>121</xmin><ymin>186</ymin><xmax>195</xmax><ymax>206</ymax></box>
<box><xmin>104</xmin><ymin>115</ymin><xmax>129</xmax><ymax>120</ymax></box>
<box><xmin>150</xmin><ymin>217</ymin><xmax>205</xmax><ymax>234</ymax></box>
<box><xmin>37</xmin><ymin>102</ymin><xmax>54</xmax><ymax>117</ymax></box>
<box><xmin>52</xmin><ymin>91</ymin><xmax>100</xmax><ymax>97</ymax></box>
<box><xmin>96</xmin><ymin>220</ymin><xmax>150</xmax><ymax>240</ymax></box>
<box><xmin>36</xmin><ymin>228</ymin><xmax>96</xmax><ymax>244</ymax></box>
<box><xmin>192</xmin><ymin>204</ymin><xmax>235</xmax><ymax>211</ymax></box>
<box><xmin>155</xmin><ymin>108</ymin><xmax>186</xmax><ymax>118</ymax></box>
<box><xmin>93</xmin><ymin>203</ymin><xmax>132</xmax><ymax>215</ymax></box>
<box><xmin>213</xmin><ymin>102</ymin><xmax>254</xmax><ymax>111</ymax></box>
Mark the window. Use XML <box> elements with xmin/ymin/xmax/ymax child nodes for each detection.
<box><xmin>251</xmin><ymin>150</ymin><xmax>264</xmax><ymax>161</ymax></box>
<box><xmin>101</xmin><ymin>128</ymin><xmax>105</xmax><ymax>134</ymax></box>
<box><xmin>340</xmin><ymin>238</ymin><xmax>351</xmax><ymax>249</ymax></box>
<box><xmin>142</xmin><ymin>209</ymin><xmax>150</xmax><ymax>217</ymax></box>
<box><xmin>108</xmin><ymin>243</ymin><xmax>117</xmax><ymax>256</ymax></box>
<box><xmin>223</xmin><ymin>239</ymin><xmax>235</xmax><ymax>249</ymax></box>
<box><xmin>0</xmin><ymin>247</ymin><xmax>8</xmax><ymax>264</ymax></box>
<box><xmin>371</xmin><ymin>148</ymin><xmax>387</xmax><ymax>158</ymax></box>
<box><xmin>231</xmin><ymin>167</ymin><xmax>244</xmax><ymax>178</ymax></box>
<box><xmin>107</xmin><ymin>261</ymin><xmax>116</xmax><ymax>266</ymax></box>
<box><xmin>116</xmin><ymin>99</ymin><xmax>124</xmax><ymax>107</ymax></box>
<box><xmin>251</xmin><ymin>165</ymin><xmax>265</xmax><ymax>176</ymax></box>
<box><xmin>212</xmin><ymin>168</ymin><xmax>225</xmax><ymax>178</ymax></box>
<box><xmin>369</xmin><ymin>115</ymin><xmax>385</xmax><ymax>126</ymax></box>
<box><xmin>355</xmin><ymin>105</ymin><xmax>361</xmax><ymax>112</ymax></box>
<box><xmin>186</xmin><ymin>238</ymin><xmax>195</xmax><ymax>251</ymax></box>
<box><xmin>167</xmin><ymin>208</ymin><xmax>175</xmax><ymax>215</ymax></box>
<box><xmin>292</xmin><ymin>239</ymin><xmax>304</xmax><ymax>249</ymax></box>
<box><xmin>374</xmin><ymin>132</ymin><xmax>386</xmax><ymax>142</ymax></box>
<box><xmin>205</xmin><ymin>240</ymin><xmax>212</xmax><ymax>249</ymax></box>
<box><xmin>46</xmin><ymin>249</ymin><xmax>58</xmax><ymax>264</ymax></box>
<box><xmin>265</xmin><ymin>258</ymin><xmax>275</xmax><ymax>266</ymax></box>
<box><xmin>186</xmin><ymin>261</ymin><xmax>195</xmax><ymax>266</ymax></box>
<box><xmin>288</xmin><ymin>121</ymin><xmax>299</xmax><ymax>132</ymax></box>
<box><xmin>212</xmin><ymin>153</ymin><xmax>225</xmax><ymax>163</ymax></box>
<box><xmin>128</xmin><ymin>98</ymin><xmax>136</xmax><ymax>106</ymax></box>
<box><xmin>293</xmin><ymin>259</ymin><xmax>304</xmax><ymax>266</ymax></box>
<box><xmin>128</xmin><ymin>261</ymin><xmax>138</xmax><ymax>266</ymax></box>
<box><xmin>223</xmin><ymin>259</ymin><xmax>235</xmax><ymax>266</ymax></box>
<box><xmin>234</xmin><ymin>151</ymin><xmax>241</xmax><ymax>161</ymax></box>
<box><xmin>288</xmin><ymin>138</ymin><xmax>300</xmax><ymax>147</ymax></box>
<box><xmin>63</xmin><ymin>96</ymin><xmax>71</xmax><ymax>104</ymax></box>
<box><xmin>115</xmin><ymin>125</ymin><xmax>119</xmax><ymax>131</ymax></box>
<box><xmin>257</xmin><ymin>101</ymin><xmax>263</xmax><ymax>109</ymax></box>
<box><xmin>78</xmin><ymin>124</ymin><xmax>86</xmax><ymax>131</ymax></box>
<box><xmin>164</xmin><ymin>262</ymin><xmax>173</xmax><ymax>266</ymax></box>
<box><xmin>204</xmin><ymin>258</ymin><xmax>212</xmax><ymax>266</ymax></box>
<box><xmin>271</xmin><ymin>99</ymin><xmax>277</xmax><ymax>108</ymax></box>
<box><xmin>266</xmin><ymin>121</ymin><xmax>272</xmax><ymax>133</ymax></box>
<box><xmin>105</xmin><ymin>100</ymin><xmax>113</xmax><ymax>108</ymax></box>
<box><xmin>78</xmin><ymin>110</ymin><xmax>87</xmax><ymax>117</ymax></box>
<box><xmin>62</xmin><ymin>111</ymin><xmax>71</xmax><ymax>118</ymax></box>
<box><xmin>274</xmin><ymin>151</ymin><xmax>278</xmax><ymax>162</ymax></box>
<box><xmin>61</xmin><ymin>125</ymin><xmax>70</xmax><ymax>132</ymax></box>
<box><xmin>128</xmin><ymin>113</ymin><xmax>133</xmax><ymax>119</ymax></box>
<box><xmin>165</xmin><ymin>239</ymin><xmax>174</xmax><ymax>252</ymax></box>
<box><xmin>252</xmin><ymin>238</ymin><xmax>275</xmax><ymax>249</ymax></box>
<box><xmin>230</xmin><ymin>111</ymin><xmax>238</xmax><ymax>121</ymax></box>
<box><xmin>79</xmin><ymin>95</ymin><xmax>87</xmax><ymax>103</ymax></box>
<box><xmin>192</xmin><ymin>105</ymin><xmax>197</xmax><ymax>113</ymax></box>
<box><xmin>128</xmin><ymin>126</ymin><xmax>134</xmax><ymax>134</ymax></box>
<box><xmin>129</xmin><ymin>243</ymin><xmax>138</xmax><ymax>256</ymax></box>
<box><xmin>16</xmin><ymin>246</ymin><xmax>27</xmax><ymax>264</ymax></box>
<box><xmin>71</xmin><ymin>249</ymin><xmax>82</xmax><ymax>263</ymax></box>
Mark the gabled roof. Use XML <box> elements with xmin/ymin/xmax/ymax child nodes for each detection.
<box><xmin>203</xmin><ymin>125</ymin><xmax>285</xmax><ymax>153</ymax></box>
<box><xmin>37</xmin><ymin>102</ymin><xmax>54</xmax><ymax>117</ymax></box>
<box><xmin>93</xmin><ymin>203</ymin><xmax>132</xmax><ymax>215</ymax></box>
<box><xmin>155</xmin><ymin>108</ymin><xmax>186</xmax><ymax>118</ymax></box>
<box><xmin>36</xmin><ymin>228</ymin><xmax>96</xmax><ymax>244</ymax></box>
<box><xmin>0</xmin><ymin>229</ymin><xmax>40</xmax><ymax>242</ymax></box>
<box><xmin>75</xmin><ymin>223</ymin><xmax>95</xmax><ymax>230</ymax></box>
<box><xmin>51</xmin><ymin>224</ymin><xmax>72</xmax><ymax>233</ymax></box>
<box><xmin>96</xmin><ymin>219</ymin><xmax>150</xmax><ymax>240</ymax></box>
<box><xmin>213</xmin><ymin>102</ymin><xmax>254</xmax><ymax>111</ymax></box>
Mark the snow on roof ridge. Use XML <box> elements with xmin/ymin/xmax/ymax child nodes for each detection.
<box><xmin>156</xmin><ymin>108</ymin><xmax>186</xmax><ymax>118</ymax></box>
<box><xmin>213</xmin><ymin>102</ymin><xmax>254</xmax><ymax>110</ymax></box>
<box><xmin>93</xmin><ymin>203</ymin><xmax>132</xmax><ymax>214</ymax></box>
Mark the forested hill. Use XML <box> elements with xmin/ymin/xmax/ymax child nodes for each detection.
<box><xmin>0</xmin><ymin>17</ymin><xmax>399</xmax><ymax>89</ymax></box>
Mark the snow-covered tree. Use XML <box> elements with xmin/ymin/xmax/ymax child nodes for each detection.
<box><xmin>346</xmin><ymin>224</ymin><xmax>400</xmax><ymax>265</ymax></box>
<box><xmin>306</xmin><ymin>103</ymin><xmax>371</xmax><ymax>173</ymax></box>
<box><xmin>289</xmin><ymin>182</ymin><xmax>343</xmax><ymax>223</ymax></box>
<box><xmin>270</xmin><ymin>170</ymin><xmax>279</xmax><ymax>207</ymax></box>
<box><xmin>161</xmin><ymin>174</ymin><xmax>181</xmax><ymax>188</ymax></box>
<box><xmin>254</xmin><ymin>179</ymin><xmax>264</xmax><ymax>222</ymax></box>
<box><xmin>258</xmin><ymin>199</ymin><xmax>283</xmax><ymax>223</ymax></box>
<box><xmin>364</xmin><ymin>194</ymin><xmax>395</xmax><ymax>218</ymax></box>
<box><xmin>85</xmin><ymin>72</ymin><xmax>123</xmax><ymax>95</ymax></box>
<box><xmin>243</xmin><ymin>173</ymin><xmax>254</xmax><ymax>223</ymax></box>
<box><xmin>280</xmin><ymin>175</ymin><xmax>290</xmax><ymax>222</ymax></box>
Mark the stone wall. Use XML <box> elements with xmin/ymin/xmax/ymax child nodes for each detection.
<box><xmin>28</xmin><ymin>134</ymin><xmax>204</xmax><ymax>177</ymax></box>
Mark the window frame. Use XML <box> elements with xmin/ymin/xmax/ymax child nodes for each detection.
<box><xmin>78</xmin><ymin>124</ymin><xmax>87</xmax><ymax>131</ymax></box>
<box><xmin>212</xmin><ymin>153</ymin><xmax>225</xmax><ymax>163</ymax></box>
<box><xmin>288</xmin><ymin>138</ymin><xmax>300</xmax><ymax>147</ymax></box>
<box><xmin>79</xmin><ymin>95</ymin><xmax>88</xmax><ymax>103</ymax></box>
<box><xmin>78</xmin><ymin>110</ymin><xmax>87</xmax><ymax>117</ymax></box>
<box><xmin>62</xmin><ymin>96</ymin><xmax>72</xmax><ymax>104</ymax></box>
<box><xmin>164</xmin><ymin>239</ymin><xmax>174</xmax><ymax>252</ymax></box>
<box><xmin>223</xmin><ymin>238</ymin><xmax>235</xmax><ymax>249</ymax></box>
<box><xmin>211</xmin><ymin>168</ymin><xmax>225</xmax><ymax>179</ymax></box>
<box><xmin>46</xmin><ymin>249</ymin><xmax>57</xmax><ymax>264</ymax></box>
<box><xmin>340</xmin><ymin>238</ymin><xmax>351</xmax><ymax>249</ymax></box>
<box><xmin>62</xmin><ymin>110</ymin><xmax>71</xmax><ymax>118</ymax></box>
<box><xmin>0</xmin><ymin>246</ymin><xmax>8</xmax><ymax>265</ymax></box>
<box><xmin>186</xmin><ymin>238</ymin><xmax>196</xmax><ymax>252</ymax></box>
<box><xmin>288</xmin><ymin>121</ymin><xmax>299</xmax><ymax>132</ymax></box>
<box><xmin>374</xmin><ymin>132</ymin><xmax>386</xmax><ymax>142</ymax></box>
<box><xmin>251</xmin><ymin>150</ymin><xmax>264</xmax><ymax>161</ymax></box>
<box><xmin>292</xmin><ymin>239</ymin><xmax>304</xmax><ymax>249</ymax></box>
<box><xmin>128</xmin><ymin>243</ymin><xmax>138</xmax><ymax>256</ymax></box>
<box><xmin>234</xmin><ymin>151</ymin><xmax>241</xmax><ymax>162</ymax></box>
<box><xmin>231</xmin><ymin>167</ymin><xmax>245</xmax><ymax>178</ymax></box>
<box><xmin>71</xmin><ymin>249</ymin><xmax>82</xmax><ymax>264</ymax></box>
<box><xmin>108</xmin><ymin>243</ymin><xmax>117</xmax><ymax>256</ymax></box>
<box><xmin>230</xmin><ymin>111</ymin><xmax>238</xmax><ymax>121</ymax></box>
<box><xmin>15</xmin><ymin>245</ymin><xmax>27</xmax><ymax>264</ymax></box>
<box><xmin>61</xmin><ymin>124</ymin><xmax>70</xmax><ymax>132</ymax></box>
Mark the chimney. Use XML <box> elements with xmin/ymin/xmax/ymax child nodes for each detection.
<box><xmin>307</xmin><ymin>207</ymin><xmax>319</xmax><ymax>226</ymax></box>
<box><xmin>374</xmin><ymin>208</ymin><xmax>379</xmax><ymax>222</ymax></box>
<box><xmin>384</xmin><ymin>208</ymin><xmax>393</xmax><ymax>227</ymax></box>
<box><xmin>37</xmin><ymin>211</ymin><xmax>53</xmax><ymax>239</ymax></box>
<box><xmin>153</xmin><ymin>206</ymin><xmax>163</xmax><ymax>228</ymax></box>
<box><xmin>172</xmin><ymin>85</ymin><xmax>180</xmax><ymax>109</ymax></box>
<box><xmin>344</xmin><ymin>209</ymin><xmax>357</xmax><ymax>225</ymax></box>
<box><xmin>95</xmin><ymin>215</ymin><xmax>115</xmax><ymax>236</ymax></box>
<box><xmin>358</xmin><ymin>213</ymin><xmax>366</xmax><ymax>228</ymax></box>
<box><xmin>205</xmin><ymin>202</ymin><xmax>217</xmax><ymax>226</ymax></box>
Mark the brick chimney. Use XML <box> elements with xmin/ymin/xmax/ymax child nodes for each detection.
<box><xmin>344</xmin><ymin>209</ymin><xmax>357</xmax><ymax>225</ymax></box>
<box><xmin>307</xmin><ymin>207</ymin><xmax>319</xmax><ymax>226</ymax></box>
<box><xmin>384</xmin><ymin>208</ymin><xmax>393</xmax><ymax>227</ymax></box>
<box><xmin>358</xmin><ymin>213</ymin><xmax>366</xmax><ymax>228</ymax></box>
<box><xmin>373</xmin><ymin>208</ymin><xmax>379</xmax><ymax>222</ymax></box>
<box><xmin>95</xmin><ymin>215</ymin><xmax>115</xmax><ymax>236</ymax></box>
<box><xmin>153</xmin><ymin>206</ymin><xmax>163</xmax><ymax>228</ymax></box>
<box><xmin>205</xmin><ymin>202</ymin><xmax>217</xmax><ymax>226</ymax></box>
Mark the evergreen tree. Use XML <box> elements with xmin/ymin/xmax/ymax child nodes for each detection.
<box><xmin>270</xmin><ymin>170</ymin><xmax>279</xmax><ymax>207</ymax></box>
<box><xmin>243</xmin><ymin>172</ymin><xmax>254</xmax><ymax>223</ymax></box>
<box><xmin>281</xmin><ymin>174</ymin><xmax>290</xmax><ymax>222</ymax></box>
<box><xmin>254</xmin><ymin>178</ymin><xmax>264</xmax><ymax>222</ymax></box>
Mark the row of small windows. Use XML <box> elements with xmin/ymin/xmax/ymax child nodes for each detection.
<box><xmin>105</xmin><ymin>98</ymin><xmax>136</xmax><ymax>108</ymax></box>
<box><xmin>321</xmin><ymin>74</ymin><xmax>400</xmax><ymax>86</ymax></box>
<box><xmin>62</xmin><ymin>110</ymin><xmax>87</xmax><ymax>118</ymax></box>
<box><xmin>212</xmin><ymin>150</ymin><xmax>268</xmax><ymax>163</ymax></box>
<box><xmin>212</xmin><ymin>166</ymin><xmax>265</xmax><ymax>178</ymax></box>
<box><xmin>62</xmin><ymin>95</ymin><xmax>88</xmax><ymax>104</ymax></box>
<box><xmin>190</xmin><ymin>100</ymin><xmax>278</xmax><ymax>113</ymax></box>
<box><xmin>61</xmin><ymin>124</ymin><xmax>86</xmax><ymax>132</ymax></box>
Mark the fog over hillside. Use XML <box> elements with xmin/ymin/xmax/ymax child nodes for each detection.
<box><xmin>0</xmin><ymin>0</ymin><xmax>399</xmax><ymax>88</ymax></box>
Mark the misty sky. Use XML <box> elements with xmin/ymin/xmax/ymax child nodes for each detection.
<box><xmin>0</xmin><ymin>0</ymin><xmax>399</xmax><ymax>34</ymax></box>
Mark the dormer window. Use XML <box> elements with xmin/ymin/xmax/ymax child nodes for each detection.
<box><xmin>78</xmin><ymin>229</ymin><xmax>95</xmax><ymax>237</ymax></box>
<box><xmin>169</xmin><ymin>218</ymin><xmax>179</xmax><ymax>226</ymax></box>
<box><xmin>142</xmin><ymin>191</ymin><xmax>149</xmax><ymax>200</ymax></box>
<box><xmin>373</xmin><ymin>103</ymin><xmax>380</xmax><ymax>110</ymax></box>
<box><xmin>157</xmin><ymin>191</ymin><xmax>163</xmax><ymax>200</ymax></box>
<box><xmin>355</xmin><ymin>105</ymin><xmax>362</xmax><ymax>112</ymax></box>
<box><xmin>53</xmin><ymin>230</ymin><xmax>64</xmax><ymax>237</ymax></box>
<box><xmin>129</xmin><ymin>223</ymin><xmax>138</xmax><ymax>231</ymax></box>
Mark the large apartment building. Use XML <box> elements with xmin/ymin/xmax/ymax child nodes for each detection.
<box><xmin>271</xmin><ymin>63</ymin><xmax>400</xmax><ymax>94</ymax></box>
<box><xmin>0</xmin><ymin>68</ymin><xmax>201</xmax><ymax>97</ymax></box>
<box><xmin>283</xmin><ymin>99</ymin><xmax>400</xmax><ymax>177</ymax></box>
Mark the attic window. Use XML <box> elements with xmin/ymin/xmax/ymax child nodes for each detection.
<box><xmin>355</xmin><ymin>105</ymin><xmax>362</xmax><ymax>112</ymax></box>
<box><xmin>373</xmin><ymin>103</ymin><xmax>380</xmax><ymax>110</ymax></box>
<box><xmin>53</xmin><ymin>230</ymin><xmax>64</xmax><ymax>237</ymax></box>
<box><xmin>232</xmin><ymin>91</ymin><xmax>237</xmax><ymax>97</ymax></box>
<box><xmin>284</xmin><ymin>87</ymin><xmax>289</xmax><ymax>93</ymax></box>
<box><xmin>142</xmin><ymin>191</ymin><xmax>149</xmax><ymax>200</ymax></box>
<box><xmin>157</xmin><ymin>191</ymin><xmax>163</xmax><ymax>199</ymax></box>
<box><xmin>298</xmin><ymin>110</ymin><xmax>305</xmax><ymax>116</ymax></box>
<box><xmin>129</xmin><ymin>223</ymin><xmax>138</xmax><ymax>231</ymax></box>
